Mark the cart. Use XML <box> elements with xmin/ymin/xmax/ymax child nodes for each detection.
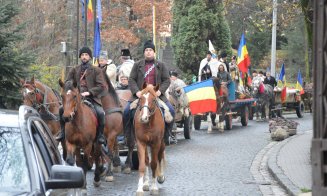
<box><xmin>273</xmin><ymin>88</ymin><xmax>305</xmax><ymax>118</ymax></box>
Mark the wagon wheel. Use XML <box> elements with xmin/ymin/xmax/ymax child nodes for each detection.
<box><xmin>183</xmin><ymin>115</ymin><xmax>192</xmax><ymax>139</ymax></box>
<box><xmin>225</xmin><ymin>111</ymin><xmax>232</xmax><ymax>130</ymax></box>
<box><xmin>296</xmin><ymin>101</ymin><xmax>305</xmax><ymax>118</ymax></box>
<box><xmin>241</xmin><ymin>106</ymin><xmax>249</xmax><ymax>126</ymax></box>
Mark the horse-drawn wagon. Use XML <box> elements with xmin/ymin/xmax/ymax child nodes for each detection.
<box><xmin>273</xmin><ymin>88</ymin><xmax>305</xmax><ymax>118</ymax></box>
<box><xmin>193</xmin><ymin>81</ymin><xmax>256</xmax><ymax>131</ymax></box>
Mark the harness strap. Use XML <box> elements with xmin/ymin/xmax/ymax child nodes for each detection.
<box><xmin>105</xmin><ymin>107</ymin><xmax>123</xmax><ymax>115</ymax></box>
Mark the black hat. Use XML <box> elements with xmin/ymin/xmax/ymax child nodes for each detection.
<box><xmin>121</xmin><ymin>49</ymin><xmax>131</xmax><ymax>57</ymax></box>
<box><xmin>220</xmin><ymin>51</ymin><xmax>227</xmax><ymax>58</ymax></box>
<box><xmin>143</xmin><ymin>40</ymin><xmax>155</xmax><ymax>52</ymax></box>
<box><xmin>169</xmin><ymin>70</ymin><xmax>178</xmax><ymax>77</ymax></box>
<box><xmin>79</xmin><ymin>46</ymin><xmax>92</xmax><ymax>58</ymax></box>
<box><xmin>207</xmin><ymin>51</ymin><xmax>212</xmax><ymax>55</ymax></box>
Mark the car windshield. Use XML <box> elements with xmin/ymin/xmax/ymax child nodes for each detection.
<box><xmin>0</xmin><ymin>126</ymin><xmax>31</xmax><ymax>193</ymax></box>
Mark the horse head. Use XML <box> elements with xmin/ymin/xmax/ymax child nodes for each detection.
<box><xmin>21</xmin><ymin>76</ymin><xmax>44</xmax><ymax>109</ymax></box>
<box><xmin>138</xmin><ymin>83</ymin><xmax>160</xmax><ymax>123</ymax></box>
<box><xmin>252</xmin><ymin>77</ymin><xmax>265</xmax><ymax>96</ymax></box>
<box><xmin>59</xmin><ymin>79</ymin><xmax>79</xmax><ymax>122</ymax></box>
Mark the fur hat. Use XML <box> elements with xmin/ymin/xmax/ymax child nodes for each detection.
<box><xmin>121</xmin><ymin>49</ymin><xmax>131</xmax><ymax>57</ymax></box>
<box><xmin>143</xmin><ymin>40</ymin><xmax>155</xmax><ymax>52</ymax></box>
<box><xmin>99</xmin><ymin>50</ymin><xmax>108</xmax><ymax>60</ymax></box>
<box><xmin>169</xmin><ymin>70</ymin><xmax>178</xmax><ymax>77</ymax></box>
<box><xmin>79</xmin><ymin>46</ymin><xmax>92</xmax><ymax>58</ymax></box>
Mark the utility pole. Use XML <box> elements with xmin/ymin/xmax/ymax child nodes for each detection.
<box><xmin>84</xmin><ymin>0</ymin><xmax>87</xmax><ymax>46</ymax></box>
<box><xmin>76</xmin><ymin>0</ymin><xmax>80</xmax><ymax>65</ymax></box>
<box><xmin>270</xmin><ymin>0</ymin><xmax>277</xmax><ymax>77</ymax></box>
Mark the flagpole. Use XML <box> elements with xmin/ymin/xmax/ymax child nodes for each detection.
<box><xmin>152</xmin><ymin>1</ymin><xmax>156</xmax><ymax>58</ymax></box>
<box><xmin>84</xmin><ymin>0</ymin><xmax>87</xmax><ymax>46</ymax></box>
<box><xmin>76</xmin><ymin>0</ymin><xmax>80</xmax><ymax>64</ymax></box>
<box><xmin>270</xmin><ymin>0</ymin><xmax>277</xmax><ymax>77</ymax></box>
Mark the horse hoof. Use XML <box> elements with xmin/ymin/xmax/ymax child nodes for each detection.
<box><xmin>99</xmin><ymin>167</ymin><xmax>107</xmax><ymax>177</ymax></box>
<box><xmin>93</xmin><ymin>180</ymin><xmax>101</xmax><ymax>187</ymax></box>
<box><xmin>143</xmin><ymin>184</ymin><xmax>149</xmax><ymax>191</ymax></box>
<box><xmin>113</xmin><ymin>166</ymin><xmax>121</xmax><ymax>173</ymax></box>
<box><xmin>136</xmin><ymin>191</ymin><xmax>144</xmax><ymax>196</ymax></box>
<box><xmin>157</xmin><ymin>175</ymin><xmax>165</xmax><ymax>184</ymax></box>
<box><xmin>123</xmin><ymin>167</ymin><xmax>131</xmax><ymax>174</ymax></box>
<box><xmin>105</xmin><ymin>175</ymin><xmax>114</xmax><ymax>182</ymax></box>
<box><xmin>150</xmin><ymin>188</ymin><xmax>159</xmax><ymax>195</ymax></box>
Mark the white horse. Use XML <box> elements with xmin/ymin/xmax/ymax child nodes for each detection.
<box><xmin>252</xmin><ymin>77</ymin><xmax>274</xmax><ymax>120</ymax></box>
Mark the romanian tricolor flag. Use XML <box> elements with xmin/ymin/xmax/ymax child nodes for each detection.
<box><xmin>183</xmin><ymin>79</ymin><xmax>217</xmax><ymax>115</ymax></box>
<box><xmin>237</xmin><ymin>33</ymin><xmax>251</xmax><ymax>73</ymax></box>
<box><xmin>296</xmin><ymin>70</ymin><xmax>305</xmax><ymax>95</ymax></box>
<box><xmin>278</xmin><ymin>63</ymin><xmax>287</xmax><ymax>103</ymax></box>
<box><xmin>87</xmin><ymin>0</ymin><xmax>93</xmax><ymax>22</ymax></box>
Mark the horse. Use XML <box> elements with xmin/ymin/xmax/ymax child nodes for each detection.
<box><xmin>302</xmin><ymin>82</ymin><xmax>313</xmax><ymax>113</ymax></box>
<box><xmin>20</xmin><ymin>76</ymin><xmax>66</xmax><ymax>159</ymax></box>
<box><xmin>58</xmin><ymin>79</ymin><xmax>103</xmax><ymax>187</ymax></box>
<box><xmin>209</xmin><ymin>77</ymin><xmax>230</xmax><ymax>131</ymax></box>
<box><xmin>100</xmin><ymin>74</ymin><xmax>125</xmax><ymax>181</ymax></box>
<box><xmin>134</xmin><ymin>83</ymin><xmax>166</xmax><ymax>195</ymax></box>
<box><xmin>251</xmin><ymin>77</ymin><xmax>274</xmax><ymax>120</ymax></box>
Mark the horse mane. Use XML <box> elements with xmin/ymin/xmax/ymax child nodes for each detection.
<box><xmin>103</xmin><ymin>72</ymin><xmax>120</xmax><ymax>105</ymax></box>
<box><xmin>64</xmin><ymin>80</ymin><xmax>75</xmax><ymax>92</ymax></box>
<box><xmin>141</xmin><ymin>84</ymin><xmax>157</xmax><ymax>97</ymax></box>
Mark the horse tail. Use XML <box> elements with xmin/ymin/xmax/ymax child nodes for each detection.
<box><xmin>103</xmin><ymin>72</ymin><xmax>120</xmax><ymax>105</ymax></box>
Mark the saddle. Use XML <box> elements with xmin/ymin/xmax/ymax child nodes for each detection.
<box><xmin>83</xmin><ymin>99</ymin><xmax>99</xmax><ymax>126</ymax></box>
<box><xmin>130</xmin><ymin>99</ymin><xmax>173</xmax><ymax>123</ymax></box>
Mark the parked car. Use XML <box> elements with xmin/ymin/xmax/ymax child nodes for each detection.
<box><xmin>0</xmin><ymin>105</ymin><xmax>85</xmax><ymax>195</ymax></box>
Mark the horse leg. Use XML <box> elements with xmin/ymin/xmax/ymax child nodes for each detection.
<box><xmin>149</xmin><ymin>143</ymin><xmax>160</xmax><ymax>195</ymax></box>
<box><xmin>143</xmin><ymin>147</ymin><xmax>150</xmax><ymax>191</ymax></box>
<box><xmin>136</xmin><ymin>141</ymin><xmax>146</xmax><ymax>195</ymax></box>
<box><xmin>65</xmin><ymin>142</ymin><xmax>76</xmax><ymax>166</ymax></box>
<box><xmin>124</xmin><ymin>127</ymin><xmax>135</xmax><ymax>174</ymax></box>
<box><xmin>157</xmin><ymin>140</ymin><xmax>166</xmax><ymax>184</ymax></box>
<box><xmin>112</xmin><ymin>139</ymin><xmax>122</xmax><ymax>172</ymax></box>
<box><xmin>87</xmin><ymin>143</ymin><xmax>101</xmax><ymax>187</ymax></box>
<box><xmin>104</xmin><ymin>131</ymin><xmax>115</xmax><ymax>182</ymax></box>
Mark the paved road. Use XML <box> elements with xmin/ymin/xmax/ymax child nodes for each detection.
<box><xmin>86</xmin><ymin>113</ymin><xmax>313</xmax><ymax>195</ymax></box>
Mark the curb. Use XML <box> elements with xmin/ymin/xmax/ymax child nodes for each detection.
<box><xmin>267</xmin><ymin>133</ymin><xmax>305</xmax><ymax>196</ymax></box>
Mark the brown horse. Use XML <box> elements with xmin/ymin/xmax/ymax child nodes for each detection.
<box><xmin>212</xmin><ymin>77</ymin><xmax>230</xmax><ymax>130</ymax></box>
<box><xmin>134</xmin><ymin>84</ymin><xmax>166</xmax><ymax>195</ymax></box>
<box><xmin>21</xmin><ymin>76</ymin><xmax>61</xmax><ymax>136</ymax></box>
<box><xmin>100</xmin><ymin>74</ymin><xmax>124</xmax><ymax>181</ymax></box>
<box><xmin>59</xmin><ymin>79</ymin><xmax>102</xmax><ymax>187</ymax></box>
<box><xmin>20</xmin><ymin>76</ymin><xmax>67</xmax><ymax>158</ymax></box>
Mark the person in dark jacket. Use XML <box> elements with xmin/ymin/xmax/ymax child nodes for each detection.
<box><xmin>123</xmin><ymin>40</ymin><xmax>176</xmax><ymax>145</ymax></box>
<box><xmin>56</xmin><ymin>46</ymin><xmax>106</xmax><ymax>144</ymax></box>
<box><xmin>263</xmin><ymin>71</ymin><xmax>277</xmax><ymax>88</ymax></box>
<box><xmin>217</xmin><ymin>64</ymin><xmax>232</xmax><ymax>85</ymax></box>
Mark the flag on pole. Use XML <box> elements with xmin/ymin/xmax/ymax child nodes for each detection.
<box><xmin>96</xmin><ymin>0</ymin><xmax>102</xmax><ymax>23</ymax></box>
<box><xmin>278</xmin><ymin>63</ymin><xmax>285</xmax><ymax>82</ymax></box>
<box><xmin>93</xmin><ymin>18</ymin><xmax>101</xmax><ymax>59</ymax></box>
<box><xmin>87</xmin><ymin>0</ymin><xmax>93</xmax><ymax>22</ymax></box>
<box><xmin>296</xmin><ymin>70</ymin><xmax>305</xmax><ymax>95</ymax></box>
<box><xmin>183</xmin><ymin>79</ymin><xmax>217</xmax><ymax>115</ymax></box>
<box><xmin>237</xmin><ymin>33</ymin><xmax>251</xmax><ymax>73</ymax></box>
<box><xmin>81</xmin><ymin>0</ymin><xmax>85</xmax><ymax>21</ymax></box>
<box><xmin>208</xmin><ymin>40</ymin><xmax>217</xmax><ymax>58</ymax></box>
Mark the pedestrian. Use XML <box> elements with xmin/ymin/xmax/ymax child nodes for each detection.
<box><xmin>116</xmin><ymin>75</ymin><xmax>129</xmax><ymax>90</ymax></box>
<box><xmin>124</xmin><ymin>40</ymin><xmax>176</xmax><ymax>145</ymax></box>
<box><xmin>252</xmin><ymin>70</ymin><xmax>258</xmax><ymax>79</ymax></box>
<box><xmin>56</xmin><ymin>46</ymin><xmax>106</xmax><ymax>144</ymax></box>
<box><xmin>229</xmin><ymin>55</ymin><xmax>240</xmax><ymax>89</ymax></box>
<box><xmin>264</xmin><ymin>71</ymin><xmax>277</xmax><ymax>88</ymax></box>
<box><xmin>118</xmin><ymin>49</ymin><xmax>134</xmax><ymax>79</ymax></box>
<box><xmin>98</xmin><ymin>50</ymin><xmax>117</xmax><ymax>87</ymax></box>
<box><xmin>219</xmin><ymin>51</ymin><xmax>229</xmax><ymax>72</ymax></box>
<box><xmin>198</xmin><ymin>51</ymin><xmax>213</xmax><ymax>81</ymax></box>
<box><xmin>217</xmin><ymin>64</ymin><xmax>232</xmax><ymax>86</ymax></box>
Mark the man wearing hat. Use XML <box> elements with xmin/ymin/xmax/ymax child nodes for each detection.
<box><xmin>124</xmin><ymin>40</ymin><xmax>176</xmax><ymax>145</ymax></box>
<box><xmin>98</xmin><ymin>50</ymin><xmax>117</xmax><ymax>87</ymax></box>
<box><xmin>218</xmin><ymin>51</ymin><xmax>229</xmax><ymax>72</ymax></box>
<box><xmin>56</xmin><ymin>46</ymin><xmax>107</xmax><ymax>145</ymax></box>
<box><xmin>118</xmin><ymin>49</ymin><xmax>134</xmax><ymax>79</ymax></box>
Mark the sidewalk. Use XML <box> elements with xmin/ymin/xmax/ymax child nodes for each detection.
<box><xmin>268</xmin><ymin>130</ymin><xmax>312</xmax><ymax>196</ymax></box>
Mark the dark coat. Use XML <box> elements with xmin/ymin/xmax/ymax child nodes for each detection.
<box><xmin>217</xmin><ymin>71</ymin><xmax>232</xmax><ymax>85</ymax></box>
<box><xmin>129</xmin><ymin>59</ymin><xmax>170</xmax><ymax>102</ymax></box>
<box><xmin>264</xmin><ymin>76</ymin><xmax>277</xmax><ymax>88</ymax></box>
<box><xmin>66</xmin><ymin>63</ymin><xmax>106</xmax><ymax>105</ymax></box>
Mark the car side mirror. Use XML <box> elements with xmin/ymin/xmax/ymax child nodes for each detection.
<box><xmin>45</xmin><ymin>165</ymin><xmax>85</xmax><ymax>189</ymax></box>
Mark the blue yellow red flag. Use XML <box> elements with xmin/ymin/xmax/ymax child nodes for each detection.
<box><xmin>93</xmin><ymin>18</ymin><xmax>101</xmax><ymax>58</ymax></box>
<box><xmin>296</xmin><ymin>70</ymin><xmax>305</xmax><ymax>95</ymax></box>
<box><xmin>237</xmin><ymin>33</ymin><xmax>251</xmax><ymax>73</ymax></box>
<box><xmin>183</xmin><ymin>79</ymin><xmax>217</xmax><ymax>115</ymax></box>
<box><xmin>87</xmin><ymin>0</ymin><xmax>93</xmax><ymax>22</ymax></box>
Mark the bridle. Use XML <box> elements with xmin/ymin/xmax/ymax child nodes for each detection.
<box><xmin>139</xmin><ymin>93</ymin><xmax>159</xmax><ymax>118</ymax></box>
<box><xmin>62</xmin><ymin>90</ymin><xmax>79</xmax><ymax>122</ymax></box>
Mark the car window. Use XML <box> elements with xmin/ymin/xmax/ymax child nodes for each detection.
<box><xmin>0</xmin><ymin>126</ymin><xmax>31</xmax><ymax>194</ymax></box>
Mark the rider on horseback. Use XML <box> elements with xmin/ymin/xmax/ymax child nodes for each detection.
<box><xmin>56</xmin><ymin>46</ymin><xmax>107</xmax><ymax>144</ymax></box>
<box><xmin>123</xmin><ymin>40</ymin><xmax>176</xmax><ymax>145</ymax></box>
